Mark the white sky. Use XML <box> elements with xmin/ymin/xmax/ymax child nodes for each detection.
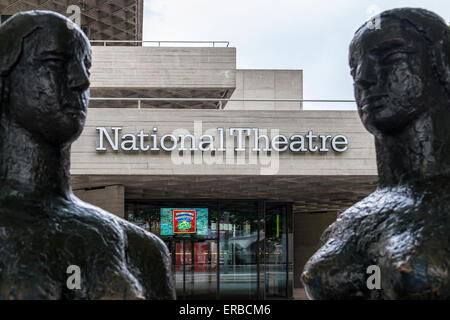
<box><xmin>142</xmin><ymin>0</ymin><xmax>449</xmax><ymax>110</ymax></box>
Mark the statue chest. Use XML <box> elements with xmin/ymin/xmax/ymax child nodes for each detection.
<box><xmin>0</xmin><ymin>223</ymin><xmax>144</xmax><ymax>299</ymax></box>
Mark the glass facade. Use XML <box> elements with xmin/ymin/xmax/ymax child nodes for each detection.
<box><xmin>125</xmin><ymin>199</ymin><xmax>293</xmax><ymax>300</ymax></box>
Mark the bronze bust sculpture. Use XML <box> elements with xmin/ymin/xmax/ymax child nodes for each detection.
<box><xmin>302</xmin><ymin>8</ymin><xmax>449</xmax><ymax>299</ymax></box>
<box><xmin>0</xmin><ymin>11</ymin><xmax>175</xmax><ymax>299</ymax></box>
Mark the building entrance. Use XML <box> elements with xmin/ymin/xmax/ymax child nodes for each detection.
<box><xmin>168</xmin><ymin>238</ymin><xmax>218</xmax><ymax>299</ymax></box>
<box><xmin>125</xmin><ymin>199</ymin><xmax>292</xmax><ymax>299</ymax></box>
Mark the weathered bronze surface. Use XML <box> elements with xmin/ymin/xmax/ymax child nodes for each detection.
<box><xmin>0</xmin><ymin>11</ymin><xmax>175</xmax><ymax>299</ymax></box>
<box><xmin>302</xmin><ymin>8</ymin><xmax>449</xmax><ymax>299</ymax></box>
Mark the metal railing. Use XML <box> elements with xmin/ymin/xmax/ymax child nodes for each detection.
<box><xmin>89</xmin><ymin>98</ymin><xmax>356</xmax><ymax>110</ymax></box>
<box><xmin>90</xmin><ymin>40</ymin><xmax>230</xmax><ymax>47</ymax></box>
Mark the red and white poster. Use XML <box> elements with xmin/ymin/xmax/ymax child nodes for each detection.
<box><xmin>173</xmin><ymin>209</ymin><xmax>197</xmax><ymax>233</ymax></box>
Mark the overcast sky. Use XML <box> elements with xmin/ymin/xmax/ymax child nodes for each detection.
<box><xmin>142</xmin><ymin>0</ymin><xmax>449</xmax><ymax>110</ymax></box>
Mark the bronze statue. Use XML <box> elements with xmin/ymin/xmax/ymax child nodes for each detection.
<box><xmin>0</xmin><ymin>11</ymin><xmax>175</xmax><ymax>299</ymax></box>
<box><xmin>302</xmin><ymin>8</ymin><xmax>449</xmax><ymax>299</ymax></box>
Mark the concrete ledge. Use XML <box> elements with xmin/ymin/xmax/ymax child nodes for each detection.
<box><xmin>90</xmin><ymin>46</ymin><xmax>236</xmax><ymax>90</ymax></box>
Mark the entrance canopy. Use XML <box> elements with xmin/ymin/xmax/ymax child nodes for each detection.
<box><xmin>72</xmin><ymin>174</ymin><xmax>378</xmax><ymax>213</ymax></box>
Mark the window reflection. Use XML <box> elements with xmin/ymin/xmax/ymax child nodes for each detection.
<box><xmin>219</xmin><ymin>203</ymin><xmax>259</xmax><ymax>299</ymax></box>
<box><xmin>265</xmin><ymin>205</ymin><xmax>287</xmax><ymax>298</ymax></box>
<box><xmin>125</xmin><ymin>200</ymin><xmax>290</xmax><ymax>300</ymax></box>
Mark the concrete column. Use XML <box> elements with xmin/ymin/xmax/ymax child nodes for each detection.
<box><xmin>73</xmin><ymin>185</ymin><xmax>125</xmax><ymax>219</ymax></box>
<box><xmin>293</xmin><ymin>211</ymin><xmax>337</xmax><ymax>288</ymax></box>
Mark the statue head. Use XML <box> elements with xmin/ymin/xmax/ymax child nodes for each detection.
<box><xmin>0</xmin><ymin>11</ymin><xmax>91</xmax><ymax>146</ymax></box>
<box><xmin>349</xmin><ymin>8</ymin><xmax>450</xmax><ymax>136</ymax></box>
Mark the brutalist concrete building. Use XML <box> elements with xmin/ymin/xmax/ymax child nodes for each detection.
<box><xmin>1</xmin><ymin>1</ymin><xmax>378</xmax><ymax>299</ymax></box>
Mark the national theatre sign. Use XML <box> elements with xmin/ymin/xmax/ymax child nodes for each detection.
<box><xmin>95</xmin><ymin>127</ymin><xmax>349</xmax><ymax>153</ymax></box>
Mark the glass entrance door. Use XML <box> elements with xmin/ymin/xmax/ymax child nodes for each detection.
<box><xmin>173</xmin><ymin>239</ymin><xmax>190</xmax><ymax>299</ymax></box>
<box><xmin>190</xmin><ymin>239</ymin><xmax>218</xmax><ymax>299</ymax></box>
<box><xmin>171</xmin><ymin>238</ymin><xmax>217</xmax><ymax>299</ymax></box>
<box><xmin>265</xmin><ymin>204</ymin><xmax>288</xmax><ymax>298</ymax></box>
<box><xmin>219</xmin><ymin>202</ymin><xmax>259</xmax><ymax>299</ymax></box>
<box><xmin>127</xmin><ymin>200</ymin><xmax>292</xmax><ymax>300</ymax></box>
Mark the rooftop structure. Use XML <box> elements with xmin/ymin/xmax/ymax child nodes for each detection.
<box><xmin>0</xmin><ymin>0</ymin><xmax>143</xmax><ymax>41</ymax></box>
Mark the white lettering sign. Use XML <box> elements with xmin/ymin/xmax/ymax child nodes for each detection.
<box><xmin>96</xmin><ymin>127</ymin><xmax>348</xmax><ymax>153</ymax></box>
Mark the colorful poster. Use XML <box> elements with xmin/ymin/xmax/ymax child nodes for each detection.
<box><xmin>173</xmin><ymin>210</ymin><xmax>197</xmax><ymax>233</ymax></box>
<box><xmin>160</xmin><ymin>208</ymin><xmax>208</xmax><ymax>236</ymax></box>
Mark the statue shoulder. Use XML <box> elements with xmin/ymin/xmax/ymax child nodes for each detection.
<box><xmin>68</xmin><ymin>196</ymin><xmax>175</xmax><ymax>299</ymax></box>
<box><xmin>321</xmin><ymin>189</ymin><xmax>396</xmax><ymax>240</ymax></box>
<box><xmin>120</xmin><ymin>222</ymin><xmax>176</xmax><ymax>300</ymax></box>
<box><xmin>122</xmin><ymin>220</ymin><xmax>170</xmax><ymax>262</ymax></box>
<box><xmin>67</xmin><ymin>195</ymin><xmax>125</xmax><ymax>231</ymax></box>
<box><xmin>342</xmin><ymin>186</ymin><xmax>415</xmax><ymax>217</ymax></box>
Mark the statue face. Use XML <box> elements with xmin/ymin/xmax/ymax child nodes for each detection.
<box><xmin>349</xmin><ymin>18</ymin><xmax>434</xmax><ymax>135</ymax></box>
<box><xmin>7</xmin><ymin>19</ymin><xmax>91</xmax><ymax>145</ymax></box>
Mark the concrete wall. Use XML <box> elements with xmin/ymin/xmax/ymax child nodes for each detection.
<box><xmin>293</xmin><ymin>211</ymin><xmax>337</xmax><ymax>287</ymax></box>
<box><xmin>73</xmin><ymin>185</ymin><xmax>125</xmax><ymax>218</ymax></box>
<box><xmin>226</xmin><ymin>70</ymin><xmax>303</xmax><ymax>110</ymax></box>
<box><xmin>90</xmin><ymin>46</ymin><xmax>236</xmax><ymax>89</ymax></box>
<box><xmin>70</xmin><ymin>109</ymin><xmax>376</xmax><ymax>176</ymax></box>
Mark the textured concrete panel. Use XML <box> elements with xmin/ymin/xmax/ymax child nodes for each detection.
<box><xmin>73</xmin><ymin>185</ymin><xmax>125</xmax><ymax>218</ymax></box>
<box><xmin>90</xmin><ymin>47</ymin><xmax>236</xmax><ymax>89</ymax></box>
<box><xmin>293</xmin><ymin>212</ymin><xmax>337</xmax><ymax>288</ymax></box>
<box><xmin>275</xmin><ymin>70</ymin><xmax>303</xmax><ymax>110</ymax></box>
<box><xmin>226</xmin><ymin>70</ymin><xmax>302</xmax><ymax>110</ymax></box>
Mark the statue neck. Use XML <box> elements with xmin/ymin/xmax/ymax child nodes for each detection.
<box><xmin>375</xmin><ymin>110</ymin><xmax>450</xmax><ymax>187</ymax></box>
<box><xmin>0</xmin><ymin>117</ymin><xmax>72</xmax><ymax>200</ymax></box>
